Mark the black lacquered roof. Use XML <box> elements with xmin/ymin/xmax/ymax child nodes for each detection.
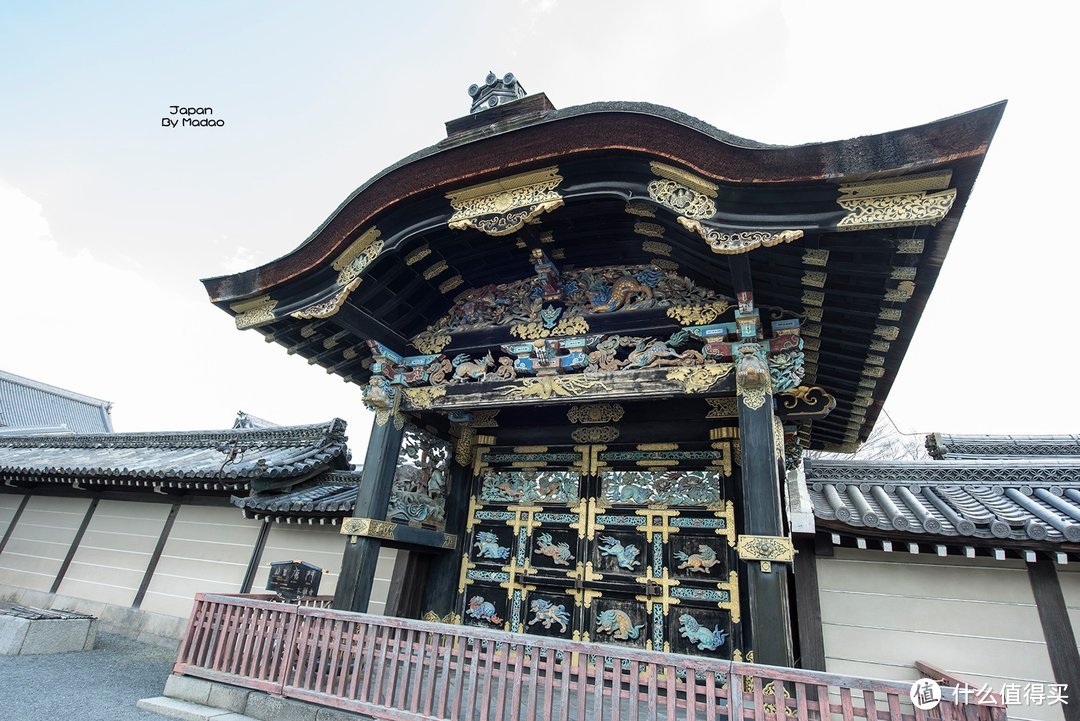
<box><xmin>202</xmin><ymin>93</ymin><xmax>1005</xmax><ymax>451</ymax></box>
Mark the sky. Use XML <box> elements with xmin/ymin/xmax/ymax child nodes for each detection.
<box><xmin>1</xmin><ymin>1</ymin><xmax>1077</xmax><ymax>454</ymax></box>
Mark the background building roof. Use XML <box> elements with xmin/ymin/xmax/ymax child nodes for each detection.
<box><xmin>0</xmin><ymin>369</ymin><xmax>113</xmax><ymax>434</ymax></box>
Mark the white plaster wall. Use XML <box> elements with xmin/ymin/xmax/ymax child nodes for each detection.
<box><xmin>0</xmin><ymin>496</ymin><xmax>92</xmax><ymax>592</ymax></box>
<box><xmin>139</xmin><ymin>505</ymin><xmax>261</xmax><ymax>618</ymax></box>
<box><xmin>56</xmin><ymin>500</ymin><xmax>170</xmax><ymax>607</ymax></box>
<box><xmin>818</xmin><ymin>547</ymin><xmax>1060</xmax><ymax>721</ymax></box>
<box><xmin>251</xmin><ymin>522</ymin><xmax>396</xmax><ymax>615</ymax></box>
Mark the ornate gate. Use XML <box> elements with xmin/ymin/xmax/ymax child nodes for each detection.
<box><xmin>458</xmin><ymin>438</ymin><xmax>745</xmax><ymax>659</ymax></box>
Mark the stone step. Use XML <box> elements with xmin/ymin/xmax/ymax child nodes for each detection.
<box><xmin>136</xmin><ymin>696</ymin><xmax>257</xmax><ymax>721</ymax></box>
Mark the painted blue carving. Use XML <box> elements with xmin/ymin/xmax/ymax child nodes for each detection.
<box><xmin>674</xmin><ymin>545</ymin><xmax>720</xmax><ymax>574</ymax></box>
<box><xmin>466</xmin><ymin>596</ymin><xmax>502</xmax><ymax>625</ymax></box>
<box><xmin>599</xmin><ymin>535</ymin><xmax>641</xmax><ymax>570</ymax></box>
<box><xmin>527</xmin><ymin>598</ymin><xmax>571</xmax><ymax>633</ymax></box>
<box><xmin>596</xmin><ymin>609</ymin><xmax>645</xmax><ymax>640</ymax></box>
<box><xmin>671</xmin><ymin>587</ymin><xmax>730</xmax><ymax>603</ymax></box>
<box><xmin>678</xmin><ymin>614</ymin><xmax>728</xmax><ymax>651</ymax></box>
<box><xmin>474</xmin><ymin>531</ymin><xmax>510</xmax><ymax>560</ymax></box>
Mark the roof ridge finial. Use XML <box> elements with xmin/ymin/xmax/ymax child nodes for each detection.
<box><xmin>468</xmin><ymin>71</ymin><xmax>527</xmax><ymax>114</ymax></box>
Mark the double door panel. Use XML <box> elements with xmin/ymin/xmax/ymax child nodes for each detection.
<box><xmin>459</xmin><ymin>442</ymin><xmax>742</xmax><ymax>658</ymax></box>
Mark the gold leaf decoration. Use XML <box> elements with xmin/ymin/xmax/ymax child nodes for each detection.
<box><xmin>837</xmin><ymin>189</ymin><xmax>957</xmax><ymax>231</ymax></box>
<box><xmin>439</xmin><ymin>276</ymin><xmax>464</xmax><ymax>294</ymax></box>
<box><xmin>665</xmin><ymin>300</ymin><xmax>732</xmax><ymax>326</ymax></box>
<box><xmin>705</xmin><ymin>397</ymin><xmax>739</xmax><ymax>418</ymax></box>
<box><xmin>423</xmin><ymin>260</ymin><xmax>448</xmax><ymax>280</ymax></box>
<box><xmin>634</xmin><ymin>221</ymin><xmax>665</xmax><ymax>238</ymax></box>
<box><xmin>231</xmin><ymin>295</ymin><xmax>277</xmax><ymax>329</ymax></box>
<box><xmin>501</xmin><ymin>375</ymin><xmax>610</xmax><ymax>401</ymax></box>
<box><xmin>678</xmin><ymin>218</ymin><xmax>804</xmax><ymax>255</ymax></box>
<box><xmin>446</xmin><ymin>167</ymin><xmax>564</xmax><ymax>237</ymax></box>
<box><xmin>641</xmin><ymin>240</ymin><xmax>672</xmax><ymax>256</ymax></box>
<box><xmin>624</xmin><ymin>201</ymin><xmax>655</xmax><ymax>218</ymax></box>
<box><xmin>291</xmin><ymin>277</ymin><xmax>361</xmax><ymax>320</ymax></box>
<box><xmin>406</xmin><ymin>246</ymin><xmax>431</xmax><ymax>265</ymax></box>
<box><xmin>571</xmin><ymin>426</ymin><xmax>620</xmax><ymax>443</ymax></box>
<box><xmin>665</xmin><ymin>364</ymin><xmax>734</xmax><ymax>394</ymax></box>
<box><xmin>411</xmin><ymin>333</ymin><xmax>452</xmax><ymax>354</ymax></box>
<box><xmin>567</xmin><ymin>403</ymin><xmax>625</xmax><ymax>424</ymax></box>
<box><xmin>334</xmin><ymin>228</ymin><xmax>383</xmax><ymax>285</ymax></box>
<box><xmin>402</xmin><ymin>386</ymin><xmax>447</xmax><ymax>410</ymax></box>
<box><xmin>648</xmin><ymin>180</ymin><xmax>716</xmax><ymax>220</ymax></box>
<box><xmin>510</xmin><ymin>315</ymin><xmax>590</xmax><ymax>340</ymax></box>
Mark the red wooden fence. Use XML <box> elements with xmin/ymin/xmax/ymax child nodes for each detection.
<box><xmin>174</xmin><ymin>593</ymin><xmax>1006</xmax><ymax>721</ymax></box>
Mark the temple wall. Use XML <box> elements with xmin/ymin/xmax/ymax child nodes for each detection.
<box><xmin>817</xmin><ymin>547</ymin><xmax>1061</xmax><ymax>721</ymax></box>
<box><xmin>0</xmin><ymin>492</ymin><xmax>23</xmax><ymax>538</ymax></box>
<box><xmin>0</xmin><ymin>493</ymin><xmax>396</xmax><ymax>628</ymax></box>
<box><xmin>56</xmin><ymin>500</ymin><xmax>171</xmax><ymax>607</ymax></box>
<box><xmin>0</xmin><ymin>495</ymin><xmax>92</xmax><ymax>592</ymax></box>
<box><xmin>248</xmin><ymin>523</ymin><xmax>398</xmax><ymax>615</ymax></box>
<box><xmin>139</xmin><ymin>505</ymin><xmax>264</xmax><ymax>618</ymax></box>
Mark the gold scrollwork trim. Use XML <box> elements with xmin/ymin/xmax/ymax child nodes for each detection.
<box><xmin>290</xmin><ymin>277</ymin><xmax>361</xmax><ymax>320</ymax></box>
<box><xmin>666</xmin><ymin>364</ymin><xmax>734</xmax><ymax>394</ymax></box>
<box><xmin>736</xmin><ymin>534</ymin><xmax>795</xmax><ymax>563</ymax></box>
<box><xmin>422</xmin><ymin>260</ymin><xmax>448</xmax><ymax>280</ymax></box>
<box><xmin>624</xmin><ymin>201</ymin><xmax>655</xmax><ymax>217</ymax></box>
<box><xmin>641</xmin><ymin>240</ymin><xmax>671</xmax><ymax>256</ymax></box>
<box><xmin>402</xmin><ymin>385</ymin><xmax>447</xmax><ymax>410</ymax></box>
<box><xmin>340</xmin><ymin>517</ymin><xmax>397</xmax><ymax>539</ymax></box>
<box><xmin>447</xmin><ymin>166</ymin><xmax>564</xmax><ymax>237</ymax></box>
<box><xmin>501</xmin><ymin>375</ymin><xmax>610</xmax><ymax>401</ymax></box>
<box><xmin>333</xmin><ymin>228</ymin><xmax>383</xmax><ymax>285</ymax></box>
<box><xmin>648</xmin><ymin>179</ymin><xmax>716</xmax><ymax>220</ymax></box>
<box><xmin>649</xmin><ymin>161</ymin><xmax>718</xmax><ymax>197</ymax></box>
<box><xmin>421</xmin><ymin>611</ymin><xmax>461</xmax><ymax>625</ymax></box>
<box><xmin>439</xmin><ymin>275</ymin><xmax>464</xmax><ymax>294</ymax></box>
<box><xmin>405</xmin><ymin>246</ymin><xmax>431</xmax><ymax>266</ymax></box>
<box><xmin>510</xmin><ymin>315</ymin><xmax>589</xmax><ymax>340</ymax></box>
<box><xmin>412</xmin><ymin>333</ymin><xmax>452</xmax><ymax>354</ymax></box>
<box><xmin>678</xmin><ymin>218</ymin><xmax>804</xmax><ymax>255</ymax></box>
<box><xmin>837</xmin><ymin>189</ymin><xmax>957</xmax><ymax>231</ymax></box>
<box><xmin>567</xmin><ymin>403</ymin><xmax>624</xmax><ymax>424</ymax></box>
<box><xmin>570</xmin><ymin>426</ymin><xmax>620</xmax><ymax>443</ymax></box>
<box><xmin>719</xmin><ymin>569</ymin><xmax>740</xmax><ymax>623</ymax></box>
<box><xmin>706</xmin><ymin>397</ymin><xmax>739</xmax><ymax>418</ymax></box>
<box><xmin>231</xmin><ymin>295</ymin><xmax>278</xmax><ymax>330</ymax></box>
<box><xmin>666</xmin><ymin>300</ymin><xmax>732</xmax><ymax>326</ymax></box>
<box><xmin>634</xmin><ymin>221</ymin><xmax>665</xmax><ymax>238</ymax></box>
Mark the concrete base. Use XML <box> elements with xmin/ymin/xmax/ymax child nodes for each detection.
<box><xmin>0</xmin><ymin>612</ymin><xmax>97</xmax><ymax>655</ymax></box>
<box><xmin>143</xmin><ymin>675</ymin><xmax>372</xmax><ymax>721</ymax></box>
<box><xmin>0</xmin><ymin>582</ymin><xmax>185</xmax><ymax>649</ymax></box>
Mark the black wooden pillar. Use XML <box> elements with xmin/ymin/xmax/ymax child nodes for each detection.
<box><xmin>731</xmin><ymin>255</ymin><xmax>795</xmax><ymax>667</ymax></box>
<box><xmin>333</xmin><ymin>417</ymin><xmax>405</xmax><ymax>612</ymax></box>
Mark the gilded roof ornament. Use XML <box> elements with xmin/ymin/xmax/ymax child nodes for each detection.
<box><xmin>678</xmin><ymin>218</ymin><xmax>804</xmax><ymax>255</ymax></box>
<box><xmin>231</xmin><ymin>295</ymin><xmax>278</xmax><ymax>329</ymax></box>
<box><xmin>836</xmin><ymin>170</ymin><xmax>956</xmax><ymax>232</ymax></box>
<box><xmin>446</xmin><ymin>166</ymin><xmax>564</xmax><ymax>236</ymax></box>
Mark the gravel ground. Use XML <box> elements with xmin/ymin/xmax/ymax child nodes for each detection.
<box><xmin>0</xmin><ymin>631</ymin><xmax>176</xmax><ymax>721</ymax></box>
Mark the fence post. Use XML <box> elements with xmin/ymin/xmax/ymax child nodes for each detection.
<box><xmin>275</xmin><ymin>604</ymin><xmax>303</xmax><ymax>696</ymax></box>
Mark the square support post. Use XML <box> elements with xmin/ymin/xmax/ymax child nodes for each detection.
<box><xmin>730</xmin><ymin>255</ymin><xmax>795</xmax><ymax>667</ymax></box>
<box><xmin>333</xmin><ymin>417</ymin><xmax>405</xmax><ymax>612</ymax></box>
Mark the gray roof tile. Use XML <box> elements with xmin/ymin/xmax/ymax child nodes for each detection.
<box><xmin>0</xmin><ymin>419</ymin><xmax>349</xmax><ymax>484</ymax></box>
<box><xmin>805</xmin><ymin>458</ymin><xmax>1080</xmax><ymax>544</ymax></box>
